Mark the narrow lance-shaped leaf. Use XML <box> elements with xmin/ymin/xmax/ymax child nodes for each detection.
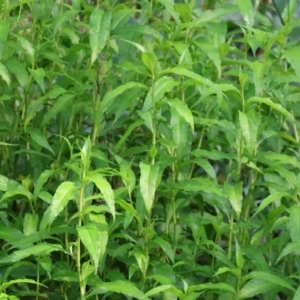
<box><xmin>248</xmin><ymin>97</ymin><xmax>294</xmax><ymax>121</ymax></box>
<box><xmin>234</xmin><ymin>0</ymin><xmax>254</xmax><ymax>26</ymax></box>
<box><xmin>139</xmin><ymin>162</ymin><xmax>161</xmax><ymax>216</ymax></box>
<box><xmin>0</xmin><ymin>62</ymin><xmax>10</xmax><ymax>86</ymax></box>
<box><xmin>26</xmin><ymin>127</ymin><xmax>54</xmax><ymax>154</ymax></box>
<box><xmin>289</xmin><ymin>205</ymin><xmax>300</xmax><ymax>242</ymax></box>
<box><xmin>0</xmin><ymin>244</ymin><xmax>64</xmax><ymax>264</ymax></box>
<box><xmin>88</xmin><ymin>173</ymin><xmax>115</xmax><ymax>220</ymax></box>
<box><xmin>77</xmin><ymin>222</ymin><xmax>108</xmax><ymax>268</ymax></box>
<box><xmin>90</xmin><ymin>8</ymin><xmax>111</xmax><ymax>65</ymax></box>
<box><xmin>224</xmin><ymin>182</ymin><xmax>242</xmax><ymax>220</ymax></box>
<box><xmin>167</xmin><ymin>98</ymin><xmax>194</xmax><ymax>134</ymax></box>
<box><xmin>40</xmin><ymin>182</ymin><xmax>76</xmax><ymax>230</ymax></box>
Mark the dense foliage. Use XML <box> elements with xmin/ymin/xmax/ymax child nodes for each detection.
<box><xmin>1</xmin><ymin>0</ymin><xmax>300</xmax><ymax>299</ymax></box>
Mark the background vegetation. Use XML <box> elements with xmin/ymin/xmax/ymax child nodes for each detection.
<box><xmin>0</xmin><ymin>0</ymin><xmax>300</xmax><ymax>299</ymax></box>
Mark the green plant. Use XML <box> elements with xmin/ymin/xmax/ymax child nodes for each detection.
<box><xmin>1</xmin><ymin>0</ymin><xmax>300</xmax><ymax>299</ymax></box>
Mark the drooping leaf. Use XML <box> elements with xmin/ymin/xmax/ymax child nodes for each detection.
<box><xmin>23</xmin><ymin>213</ymin><xmax>38</xmax><ymax>236</ymax></box>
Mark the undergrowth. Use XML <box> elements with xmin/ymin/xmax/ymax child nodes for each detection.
<box><xmin>1</xmin><ymin>0</ymin><xmax>300</xmax><ymax>299</ymax></box>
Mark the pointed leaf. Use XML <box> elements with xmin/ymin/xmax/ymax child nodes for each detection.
<box><xmin>0</xmin><ymin>244</ymin><xmax>63</xmax><ymax>264</ymax></box>
<box><xmin>0</xmin><ymin>62</ymin><xmax>10</xmax><ymax>86</ymax></box>
<box><xmin>253</xmin><ymin>192</ymin><xmax>292</xmax><ymax>217</ymax></box>
<box><xmin>41</xmin><ymin>94</ymin><xmax>74</xmax><ymax>127</ymax></box>
<box><xmin>248</xmin><ymin>97</ymin><xmax>294</xmax><ymax>121</ymax></box>
<box><xmin>77</xmin><ymin>222</ymin><xmax>108</xmax><ymax>267</ymax></box>
<box><xmin>234</xmin><ymin>0</ymin><xmax>254</xmax><ymax>26</ymax></box>
<box><xmin>239</xmin><ymin>278</ymin><xmax>275</xmax><ymax>299</ymax></box>
<box><xmin>88</xmin><ymin>173</ymin><xmax>115</xmax><ymax>220</ymax></box>
<box><xmin>5</xmin><ymin>59</ymin><xmax>29</xmax><ymax>87</ymax></box>
<box><xmin>224</xmin><ymin>182</ymin><xmax>243</xmax><ymax>219</ymax></box>
<box><xmin>139</xmin><ymin>162</ymin><xmax>161</xmax><ymax>215</ymax></box>
<box><xmin>289</xmin><ymin>205</ymin><xmax>300</xmax><ymax>242</ymax></box>
<box><xmin>276</xmin><ymin>241</ymin><xmax>300</xmax><ymax>263</ymax></box>
<box><xmin>167</xmin><ymin>98</ymin><xmax>194</xmax><ymax>133</ymax></box>
<box><xmin>153</xmin><ymin>238</ymin><xmax>174</xmax><ymax>263</ymax></box>
<box><xmin>26</xmin><ymin>127</ymin><xmax>54</xmax><ymax>154</ymax></box>
<box><xmin>40</xmin><ymin>182</ymin><xmax>76</xmax><ymax>229</ymax></box>
<box><xmin>28</xmin><ymin>68</ymin><xmax>45</xmax><ymax>93</ymax></box>
<box><xmin>90</xmin><ymin>281</ymin><xmax>146</xmax><ymax>299</ymax></box>
<box><xmin>90</xmin><ymin>8</ymin><xmax>111</xmax><ymax>65</ymax></box>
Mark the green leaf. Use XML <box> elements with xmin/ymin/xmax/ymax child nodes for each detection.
<box><xmin>40</xmin><ymin>182</ymin><xmax>76</xmax><ymax>229</ymax></box>
<box><xmin>0</xmin><ymin>226</ymin><xmax>24</xmax><ymax>245</ymax></box>
<box><xmin>33</xmin><ymin>169</ymin><xmax>56</xmax><ymax>200</ymax></box>
<box><xmin>289</xmin><ymin>205</ymin><xmax>300</xmax><ymax>242</ymax></box>
<box><xmin>276</xmin><ymin>241</ymin><xmax>300</xmax><ymax>263</ymax></box>
<box><xmin>142</xmin><ymin>77</ymin><xmax>179</xmax><ymax>112</ymax></box>
<box><xmin>53</xmin><ymin>9</ymin><xmax>79</xmax><ymax>35</ymax></box>
<box><xmin>90</xmin><ymin>8</ymin><xmax>111</xmax><ymax>65</ymax></box>
<box><xmin>234</xmin><ymin>0</ymin><xmax>254</xmax><ymax>26</ymax></box>
<box><xmin>283</xmin><ymin>47</ymin><xmax>300</xmax><ymax>78</ymax></box>
<box><xmin>293</xmin><ymin>285</ymin><xmax>300</xmax><ymax>300</ymax></box>
<box><xmin>153</xmin><ymin>238</ymin><xmax>174</xmax><ymax>263</ymax></box>
<box><xmin>0</xmin><ymin>62</ymin><xmax>10</xmax><ymax>86</ymax></box>
<box><xmin>253</xmin><ymin>192</ymin><xmax>292</xmax><ymax>217</ymax></box>
<box><xmin>142</xmin><ymin>52</ymin><xmax>158</xmax><ymax>77</ymax></box>
<box><xmin>186</xmin><ymin>4</ymin><xmax>238</xmax><ymax>27</ymax></box>
<box><xmin>77</xmin><ymin>222</ymin><xmax>108</xmax><ymax>268</ymax></box>
<box><xmin>100</xmin><ymin>82</ymin><xmax>147</xmax><ymax>115</ymax></box>
<box><xmin>5</xmin><ymin>59</ymin><xmax>29</xmax><ymax>87</ymax></box>
<box><xmin>41</xmin><ymin>94</ymin><xmax>74</xmax><ymax>127</ymax></box>
<box><xmin>188</xmin><ymin>282</ymin><xmax>235</xmax><ymax>294</ymax></box>
<box><xmin>224</xmin><ymin>182</ymin><xmax>242</xmax><ymax>220</ymax></box>
<box><xmin>192</xmin><ymin>149</ymin><xmax>235</xmax><ymax>160</ymax></box>
<box><xmin>139</xmin><ymin>162</ymin><xmax>161</xmax><ymax>216</ymax></box>
<box><xmin>159</xmin><ymin>0</ymin><xmax>180</xmax><ymax>24</ymax></box>
<box><xmin>177</xmin><ymin>178</ymin><xmax>223</xmax><ymax>196</ymax></box>
<box><xmin>239</xmin><ymin>278</ymin><xmax>275</xmax><ymax>299</ymax></box>
<box><xmin>28</xmin><ymin>68</ymin><xmax>45</xmax><ymax>93</ymax></box>
<box><xmin>0</xmin><ymin>20</ymin><xmax>9</xmax><ymax>59</ymax></box>
<box><xmin>167</xmin><ymin>98</ymin><xmax>194</xmax><ymax>134</ymax></box>
<box><xmin>193</xmin><ymin>158</ymin><xmax>217</xmax><ymax>182</ymax></box>
<box><xmin>242</xmin><ymin>246</ymin><xmax>269</xmax><ymax>272</ymax></box>
<box><xmin>23</xmin><ymin>213</ymin><xmax>38</xmax><ymax>236</ymax></box>
<box><xmin>26</xmin><ymin>127</ymin><xmax>54</xmax><ymax>154</ymax></box>
<box><xmin>244</xmin><ymin>271</ymin><xmax>294</xmax><ymax>291</ymax></box>
<box><xmin>88</xmin><ymin>173</ymin><xmax>115</xmax><ymax>220</ymax></box>
<box><xmin>235</xmin><ymin>238</ymin><xmax>244</xmax><ymax>269</ymax></box>
<box><xmin>145</xmin><ymin>285</ymin><xmax>173</xmax><ymax>297</ymax></box>
<box><xmin>163</xmin><ymin>67</ymin><xmax>214</xmax><ymax>86</ymax></box>
<box><xmin>111</xmin><ymin>9</ymin><xmax>135</xmax><ymax>30</ymax></box>
<box><xmin>170</xmin><ymin>107</ymin><xmax>192</xmax><ymax>160</ymax></box>
<box><xmin>0</xmin><ymin>244</ymin><xmax>63</xmax><ymax>264</ymax></box>
<box><xmin>248</xmin><ymin>97</ymin><xmax>294</xmax><ymax>121</ymax></box>
<box><xmin>0</xmin><ymin>279</ymin><xmax>42</xmax><ymax>293</ymax></box>
<box><xmin>12</xmin><ymin>34</ymin><xmax>35</xmax><ymax>64</ymax></box>
<box><xmin>89</xmin><ymin>281</ymin><xmax>146</xmax><ymax>299</ymax></box>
